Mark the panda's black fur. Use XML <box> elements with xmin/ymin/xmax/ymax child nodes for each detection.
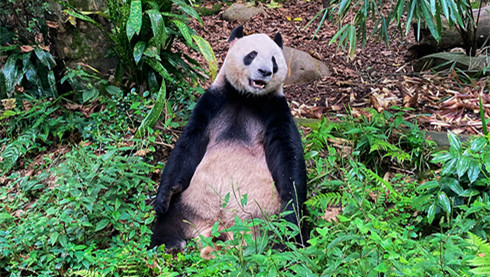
<box><xmin>150</xmin><ymin>26</ymin><xmax>307</xmax><ymax>254</ymax></box>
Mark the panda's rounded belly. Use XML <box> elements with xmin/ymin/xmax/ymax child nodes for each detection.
<box><xmin>180</xmin><ymin>142</ymin><xmax>280</xmax><ymax>231</ymax></box>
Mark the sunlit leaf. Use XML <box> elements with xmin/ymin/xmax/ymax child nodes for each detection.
<box><xmin>172</xmin><ymin>19</ymin><xmax>194</xmax><ymax>47</ymax></box>
<box><xmin>471</xmin><ymin>137</ymin><xmax>487</xmax><ymax>152</ymax></box>
<box><xmin>467</xmin><ymin>160</ymin><xmax>480</xmax><ymax>184</ymax></box>
<box><xmin>448</xmin><ymin>131</ymin><xmax>461</xmax><ymax>153</ymax></box>
<box><xmin>192</xmin><ymin>35</ymin><xmax>217</xmax><ymax>80</ymax></box>
<box><xmin>438</xmin><ymin>192</ymin><xmax>451</xmax><ymax>214</ymax></box>
<box><xmin>456</xmin><ymin>156</ymin><xmax>470</xmax><ymax>177</ymax></box>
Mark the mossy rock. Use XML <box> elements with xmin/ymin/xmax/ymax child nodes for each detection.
<box><xmin>195</xmin><ymin>3</ymin><xmax>222</xmax><ymax>16</ymax></box>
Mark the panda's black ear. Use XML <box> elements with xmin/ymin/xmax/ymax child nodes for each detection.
<box><xmin>273</xmin><ymin>33</ymin><xmax>283</xmax><ymax>49</ymax></box>
<box><xmin>229</xmin><ymin>26</ymin><xmax>244</xmax><ymax>42</ymax></box>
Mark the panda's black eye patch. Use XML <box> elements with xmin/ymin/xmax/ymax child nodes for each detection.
<box><xmin>272</xmin><ymin>56</ymin><xmax>278</xmax><ymax>73</ymax></box>
<box><xmin>243</xmin><ymin>51</ymin><xmax>258</xmax><ymax>65</ymax></box>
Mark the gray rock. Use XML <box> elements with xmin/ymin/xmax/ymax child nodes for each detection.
<box><xmin>283</xmin><ymin>46</ymin><xmax>329</xmax><ymax>85</ymax></box>
<box><xmin>222</xmin><ymin>3</ymin><xmax>265</xmax><ymax>23</ymax></box>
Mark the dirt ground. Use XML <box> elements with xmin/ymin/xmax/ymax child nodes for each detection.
<box><xmin>189</xmin><ymin>0</ymin><xmax>490</xmax><ymax>135</ymax></box>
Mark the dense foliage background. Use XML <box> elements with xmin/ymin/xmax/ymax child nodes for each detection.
<box><xmin>1</xmin><ymin>0</ymin><xmax>489</xmax><ymax>276</ymax></box>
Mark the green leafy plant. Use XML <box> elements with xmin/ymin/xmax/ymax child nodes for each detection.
<box><xmin>61</xmin><ymin>0</ymin><xmax>216</xmax><ymax>135</ymax></box>
<box><xmin>0</xmin><ymin>145</ymin><xmax>155</xmax><ymax>275</ymax></box>
<box><xmin>415</xmin><ymin>132</ymin><xmax>490</xmax><ymax>225</ymax></box>
<box><xmin>0</xmin><ymin>0</ymin><xmax>59</xmax><ymax>99</ymax></box>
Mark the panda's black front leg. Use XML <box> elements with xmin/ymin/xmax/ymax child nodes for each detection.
<box><xmin>262</xmin><ymin>97</ymin><xmax>307</xmax><ymax>236</ymax></box>
<box><xmin>154</xmin><ymin>90</ymin><xmax>225</xmax><ymax>215</ymax></box>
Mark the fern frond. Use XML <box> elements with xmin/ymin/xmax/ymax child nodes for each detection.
<box><xmin>371</xmin><ymin>139</ymin><xmax>410</xmax><ymax>164</ymax></box>
<box><xmin>360</xmin><ymin>166</ymin><xmax>400</xmax><ymax>200</ymax></box>
<box><xmin>467</xmin><ymin>232</ymin><xmax>490</xmax><ymax>276</ymax></box>
<box><xmin>306</xmin><ymin>192</ymin><xmax>342</xmax><ymax>208</ymax></box>
<box><xmin>0</xmin><ymin>130</ymin><xmax>37</xmax><ymax>174</ymax></box>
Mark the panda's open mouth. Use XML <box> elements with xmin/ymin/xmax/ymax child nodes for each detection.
<box><xmin>250</xmin><ymin>79</ymin><xmax>267</xmax><ymax>89</ymax></box>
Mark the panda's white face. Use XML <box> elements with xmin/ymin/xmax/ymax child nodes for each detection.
<box><xmin>218</xmin><ymin>34</ymin><xmax>287</xmax><ymax>96</ymax></box>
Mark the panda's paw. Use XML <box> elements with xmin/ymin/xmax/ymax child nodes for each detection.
<box><xmin>154</xmin><ymin>194</ymin><xmax>170</xmax><ymax>215</ymax></box>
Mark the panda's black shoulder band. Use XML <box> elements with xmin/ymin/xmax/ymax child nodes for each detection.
<box><xmin>229</xmin><ymin>26</ymin><xmax>244</xmax><ymax>42</ymax></box>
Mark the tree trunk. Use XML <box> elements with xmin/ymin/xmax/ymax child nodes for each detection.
<box><xmin>409</xmin><ymin>6</ymin><xmax>490</xmax><ymax>57</ymax></box>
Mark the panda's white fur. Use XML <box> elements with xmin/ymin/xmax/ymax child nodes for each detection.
<box><xmin>212</xmin><ymin>34</ymin><xmax>287</xmax><ymax>96</ymax></box>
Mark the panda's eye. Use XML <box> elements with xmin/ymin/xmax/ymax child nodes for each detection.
<box><xmin>272</xmin><ymin>56</ymin><xmax>278</xmax><ymax>73</ymax></box>
<box><xmin>243</xmin><ymin>51</ymin><xmax>258</xmax><ymax>65</ymax></box>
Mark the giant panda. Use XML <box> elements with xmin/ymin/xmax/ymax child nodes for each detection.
<box><xmin>150</xmin><ymin>26</ymin><xmax>307</xmax><ymax>256</ymax></box>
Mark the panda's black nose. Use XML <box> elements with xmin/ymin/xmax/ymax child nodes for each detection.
<box><xmin>258</xmin><ymin>68</ymin><xmax>272</xmax><ymax>77</ymax></box>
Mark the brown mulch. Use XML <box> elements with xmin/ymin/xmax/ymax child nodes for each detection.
<box><xmin>188</xmin><ymin>0</ymin><xmax>490</xmax><ymax>135</ymax></box>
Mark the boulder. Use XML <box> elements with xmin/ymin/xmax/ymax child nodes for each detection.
<box><xmin>283</xmin><ymin>46</ymin><xmax>329</xmax><ymax>85</ymax></box>
<box><xmin>222</xmin><ymin>3</ymin><xmax>265</xmax><ymax>23</ymax></box>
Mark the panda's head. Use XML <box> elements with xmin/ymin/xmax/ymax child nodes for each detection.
<box><xmin>213</xmin><ymin>26</ymin><xmax>287</xmax><ymax>96</ymax></box>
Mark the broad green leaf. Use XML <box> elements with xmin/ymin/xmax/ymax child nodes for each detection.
<box><xmin>448</xmin><ymin>131</ymin><xmax>461</xmax><ymax>152</ymax></box>
<box><xmin>133</xmin><ymin>41</ymin><xmax>146</xmax><ymax>64</ymax></box>
<box><xmin>461</xmin><ymin>189</ymin><xmax>480</xmax><ymax>197</ymax></box>
<box><xmin>431</xmin><ymin>151</ymin><xmax>451</xmax><ymax>163</ymax></box>
<box><xmin>105</xmin><ymin>85</ymin><xmax>123</xmax><ymax>96</ymax></box>
<box><xmin>147</xmin><ymin>10</ymin><xmax>166</xmax><ymax>50</ymax></box>
<box><xmin>192</xmin><ymin>35</ymin><xmax>217</xmax><ymax>80</ymax></box>
<box><xmin>95</xmin><ymin>219</ymin><xmax>110</xmax><ymax>231</ymax></box>
<box><xmin>135</xmin><ymin>79</ymin><xmax>167</xmax><ymax>138</ymax></box>
<box><xmin>438</xmin><ymin>192</ymin><xmax>451</xmax><ymax>214</ymax></box>
<box><xmin>49</xmin><ymin>232</ymin><xmax>59</xmax><ymax>245</ymax></box>
<box><xmin>34</xmin><ymin>47</ymin><xmax>52</xmax><ymax>70</ymax></box>
<box><xmin>440</xmin><ymin>158</ymin><xmax>457</xmax><ymax>176</ymax></box>
<box><xmin>417</xmin><ymin>180</ymin><xmax>439</xmax><ymax>191</ymax></box>
<box><xmin>172</xmin><ymin>20</ymin><xmax>194</xmax><ymax>47</ymax></box>
<box><xmin>467</xmin><ymin>160</ymin><xmax>480</xmax><ymax>184</ymax></box>
<box><xmin>443</xmin><ymin>178</ymin><xmax>464</xmax><ymax>195</ymax></box>
<box><xmin>456</xmin><ymin>156</ymin><xmax>470</xmax><ymax>177</ymax></box>
<box><xmin>3</xmin><ymin>54</ymin><xmax>18</xmax><ymax>89</ymax></box>
<box><xmin>82</xmin><ymin>88</ymin><xmax>98</xmax><ymax>103</ymax></box>
<box><xmin>126</xmin><ymin>0</ymin><xmax>142</xmax><ymax>41</ymax></box>
<box><xmin>471</xmin><ymin>137</ymin><xmax>487</xmax><ymax>152</ymax></box>
<box><xmin>143</xmin><ymin>45</ymin><xmax>159</xmax><ymax>59</ymax></box>
<box><xmin>427</xmin><ymin>202</ymin><xmax>436</xmax><ymax>223</ymax></box>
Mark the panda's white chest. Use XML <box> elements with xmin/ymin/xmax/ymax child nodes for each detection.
<box><xmin>180</xmin><ymin>106</ymin><xmax>280</xmax><ymax>226</ymax></box>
